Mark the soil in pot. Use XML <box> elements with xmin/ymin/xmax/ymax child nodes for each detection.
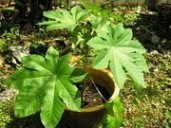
<box><xmin>81</xmin><ymin>81</ymin><xmax>110</xmax><ymax>108</ymax></box>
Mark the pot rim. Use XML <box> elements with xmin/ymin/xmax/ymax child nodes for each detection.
<box><xmin>66</xmin><ymin>68</ymin><xmax>120</xmax><ymax>113</ymax></box>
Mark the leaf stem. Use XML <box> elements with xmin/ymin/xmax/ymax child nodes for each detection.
<box><xmin>89</xmin><ymin>77</ymin><xmax>107</xmax><ymax>102</ymax></box>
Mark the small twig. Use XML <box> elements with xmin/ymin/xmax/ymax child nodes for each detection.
<box><xmin>37</xmin><ymin>38</ymin><xmax>61</xmax><ymax>44</ymax></box>
<box><xmin>89</xmin><ymin>77</ymin><xmax>107</xmax><ymax>102</ymax></box>
<box><xmin>8</xmin><ymin>0</ymin><xmax>12</xmax><ymax>6</ymax></box>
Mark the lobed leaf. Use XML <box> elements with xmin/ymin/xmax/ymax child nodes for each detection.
<box><xmin>7</xmin><ymin>47</ymin><xmax>81</xmax><ymax>128</ymax></box>
<box><xmin>87</xmin><ymin>24</ymin><xmax>148</xmax><ymax>88</ymax></box>
<box><xmin>39</xmin><ymin>6</ymin><xmax>89</xmax><ymax>31</ymax></box>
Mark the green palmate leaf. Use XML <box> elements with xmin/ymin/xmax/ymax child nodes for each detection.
<box><xmin>103</xmin><ymin>97</ymin><xmax>124</xmax><ymax>128</ymax></box>
<box><xmin>7</xmin><ymin>47</ymin><xmax>81</xmax><ymax>128</ymax></box>
<box><xmin>90</xmin><ymin>16</ymin><xmax>110</xmax><ymax>37</ymax></box>
<box><xmin>38</xmin><ymin>6</ymin><xmax>89</xmax><ymax>31</ymax></box>
<box><xmin>87</xmin><ymin>24</ymin><xmax>148</xmax><ymax>89</ymax></box>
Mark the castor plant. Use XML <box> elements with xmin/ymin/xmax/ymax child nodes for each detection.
<box><xmin>6</xmin><ymin>5</ymin><xmax>148</xmax><ymax>128</ymax></box>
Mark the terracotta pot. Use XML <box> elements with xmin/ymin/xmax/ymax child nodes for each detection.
<box><xmin>59</xmin><ymin>67</ymin><xmax>119</xmax><ymax>128</ymax></box>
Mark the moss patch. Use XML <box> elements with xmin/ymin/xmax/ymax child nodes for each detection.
<box><xmin>0</xmin><ymin>101</ymin><xmax>13</xmax><ymax>128</ymax></box>
<box><xmin>121</xmin><ymin>51</ymin><xmax>171</xmax><ymax>127</ymax></box>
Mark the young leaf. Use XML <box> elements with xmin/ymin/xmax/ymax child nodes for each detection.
<box><xmin>38</xmin><ymin>6</ymin><xmax>89</xmax><ymax>31</ymax></box>
<box><xmin>103</xmin><ymin>97</ymin><xmax>124</xmax><ymax>128</ymax></box>
<box><xmin>7</xmin><ymin>47</ymin><xmax>81</xmax><ymax>128</ymax></box>
<box><xmin>87</xmin><ymin>24</ymin><xmax>148</xmax><ymax>89</ymax></box>
<box><xmin>90</xmin><ymin>16</ymin><xmax>110</xmax><ymax>37</ymax></box>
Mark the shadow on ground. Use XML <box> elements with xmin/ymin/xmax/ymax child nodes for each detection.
<box><xmin>131</xmin><ymin>7</ymin><xmax>171</xmax><ymax>53</ymax></box>
<box><xmin>6</xmin><ymin>114</ymin><xmax>43</xmax><ymax>128</ymax></box>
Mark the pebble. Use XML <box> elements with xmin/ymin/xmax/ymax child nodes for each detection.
<box><xmin>161</xmin><ymin>39</ymin><xmax>167</xmax><ymax>44</ymax></box>
<box><xmin>154</xmin><ymin>68</ymin><xmax>159</xmax><ymax>72</ymax></box>
<box><xmin>136</xmin><ymin>6</ymin><xmax>142</xmax><ymax>14</ymax></box>
<box><xmin>157</xmin><ymin>44</ymin><xmax>162</xmax><ymax>50</ymax></box>
<box><xmin>149</xmin><ymin>50</ymin><xmax>159</xmax><ymax>55</ymax></box>
<box><xmin>151</xmin><ymin>34</ymin><xmax>160</xmax><ymax>44</ymax></box>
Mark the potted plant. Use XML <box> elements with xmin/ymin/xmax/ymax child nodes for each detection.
<box><xmin>7</xmin><ymin>5</ymin><xmax>148</xmax><ymax>128</ymax></box>
<box><xmin>7</xmin><ymin>47</ymin><xmax>119</xmax><ymax>128</ymax></box>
